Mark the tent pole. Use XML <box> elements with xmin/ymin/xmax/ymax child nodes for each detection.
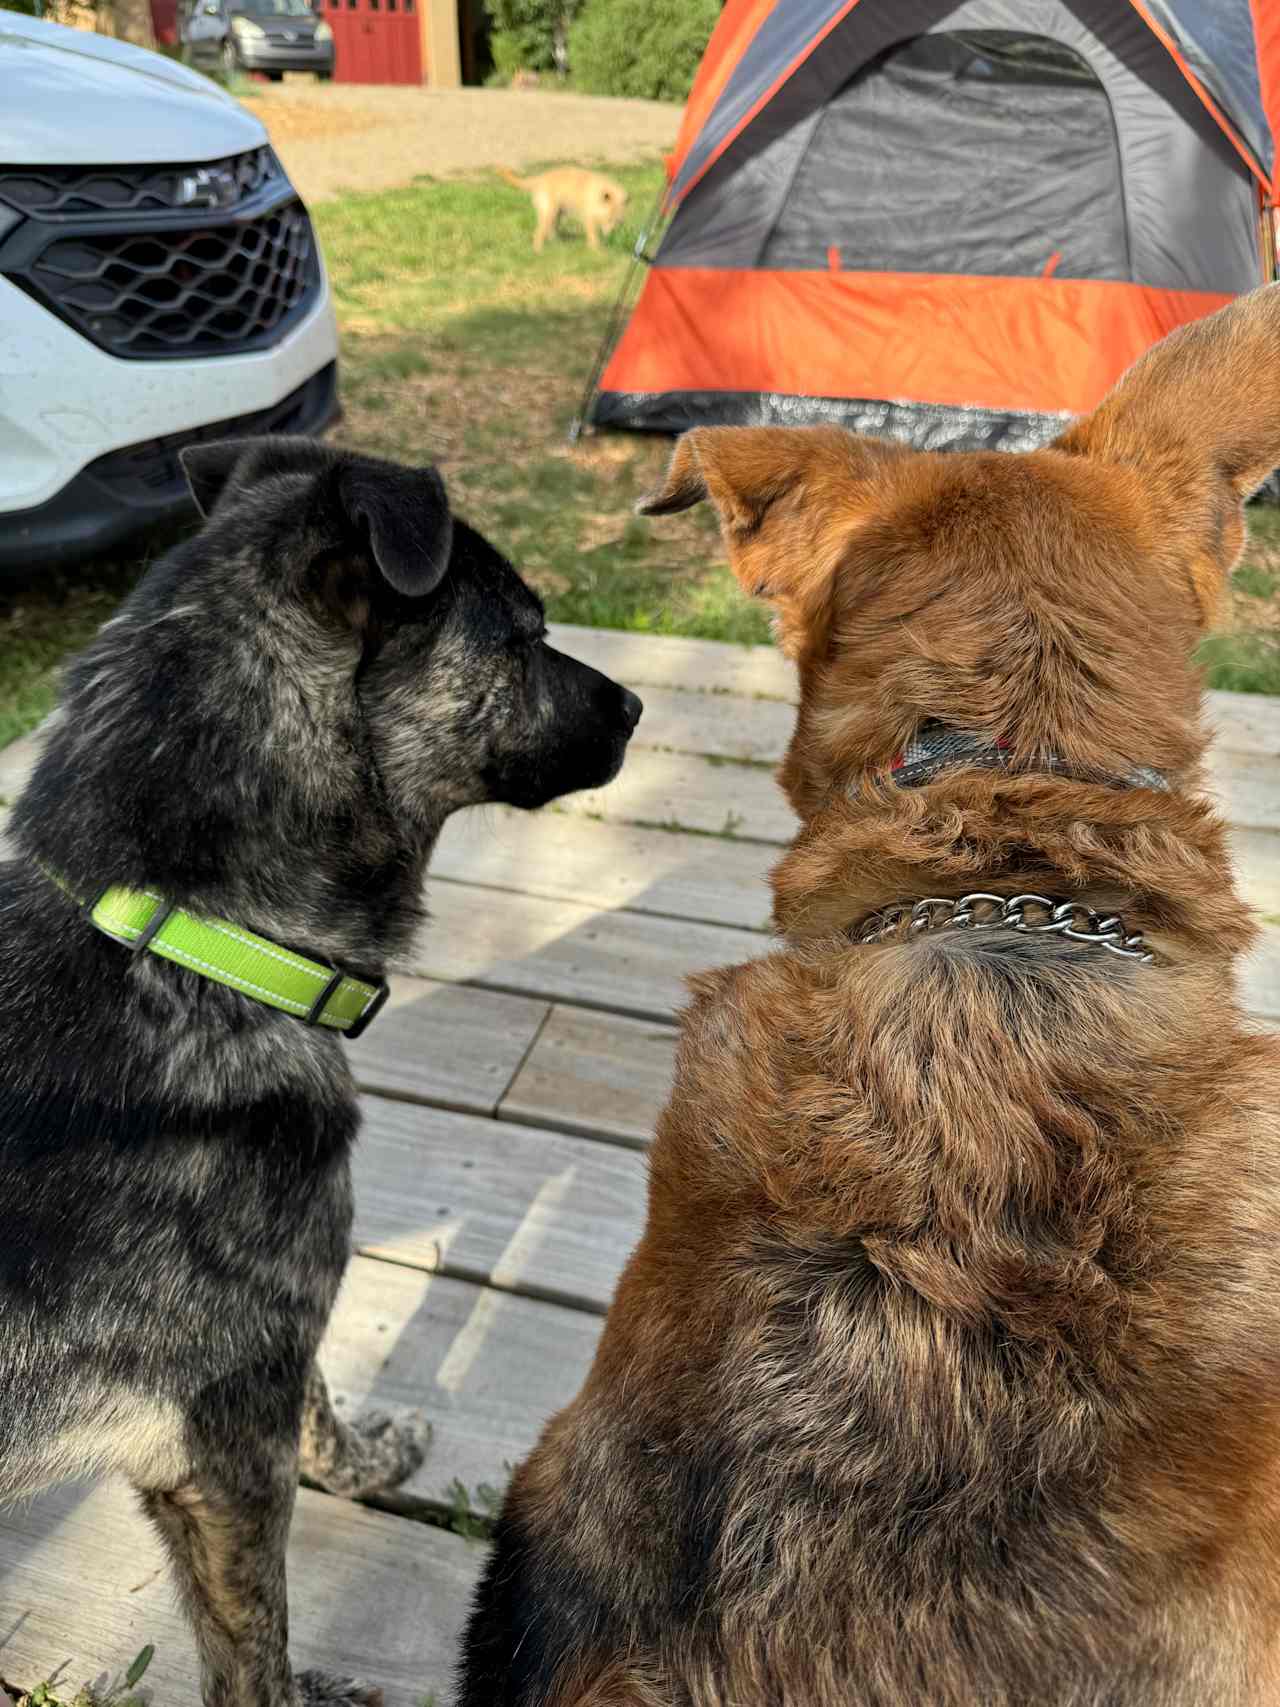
<box><xmin>568</xmin><ymin>186</ymin><xmax>668</xmax><ymax>446</ymax></box>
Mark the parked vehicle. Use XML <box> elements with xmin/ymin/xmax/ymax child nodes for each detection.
<box><xmin>183</xmin><ymin>0</ymin><xmax>334</xmax><ymax>82</ymax></box>
<box><xmin>0</xmin><ymin>12</ymin><xmax>339</xmax><ymax>570</ymax></box>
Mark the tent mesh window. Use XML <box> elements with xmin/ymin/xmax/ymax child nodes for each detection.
<box><xmin>760</xmin><ymin>32</ymin><xmax>1128</xmax><ymax>281</ymax></box>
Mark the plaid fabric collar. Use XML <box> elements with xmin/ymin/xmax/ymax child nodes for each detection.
<box><xmin>886</xmin><ymin>721</ymin><xmax>1169</xmax><ymax>792</ymax></box>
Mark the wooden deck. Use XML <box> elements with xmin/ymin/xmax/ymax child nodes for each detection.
<box><xmin>0</xmin><ymin>625</ymin><xmax>1278</xmax><ymax>1704</ymax></box>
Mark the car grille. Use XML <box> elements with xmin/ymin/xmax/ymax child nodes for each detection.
<box><xmin>0</xmin><ymin>147</ymin><xmax>281</xmax><ymax>219</ymax></box>
<box><xmin>26</xmin><ymin>204</ymin><xmax>316</xmax><ymax>356</ymax></box>
<box><xmin>0</xmin><ymin>148</ymin><xmax>322</xmax><ymax>361</ymax></box>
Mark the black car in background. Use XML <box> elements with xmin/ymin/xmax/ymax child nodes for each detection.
<box><xmin>182</xmin><ymin>0</ymin><xmax>334</xmax><ymax>81</ymax></box>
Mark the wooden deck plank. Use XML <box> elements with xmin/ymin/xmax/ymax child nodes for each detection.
<box><xmin>632</xmin><ymin>683</ymin><xmax>1280</xmax><ymax>772</ymax></box>
<box><xmin>635</xmin><ymin>685</ymin><xmax>791</xmax><ymax>764</ymax></box>
<box><xmin>436</xmin><ymin>809</ymin><xmax>1278</xmax><ymax>930</ymax></box>
<box><xmin>550</xmin><ymin>746</ymin><xmax>796</xmax><ymax>843</ymax></box>
<box><xmin>1242</xmin><ymin>925</ymin><xmax>1280</xmax><ymax>1022</ymax></box>
<box><xmin>0</xmin><ymin>1480</ymin><xmax>479</xmax><ymax>1707</ymax></box>
<box><xmin>499</xmin><ymin>1005</ymin><xmax>676</xmax><ymax>1148</ymax></box>
<box><xmin>0</xmin><ymin>733</ymin><xmax>38</xmax><ymax>807</ymax></box>
<box><xmin>434</xmin><ymin>806</ymin><xmax>774</xmax><ymax>932</ymax></box>
<box><xmin>320</xmin><ymin>1258</ymin><xmax>597</xmax><ymax>1515</ymax></box>
<box><xmin>1204</xmin><ymin>688</ymin><xmax>1280</xmax><ymax>756</ymax></box>
<box><xmin>346</xmin><ymin>974</ymin><xmax>548</xmax><ymax>1115</ymax></box>
<box><xmin>402</xmin><ymin>878</ymin><xmax>761</xmax><ymax>1023</ymax></box>
<box><xmin>1231</xmin><ymin>828</ymin><xmax>1280</xmax><ymax>917</ymax></box>
<box><xmin>550</xmin><ymin>625</ymin><xmax>1280</xmax><ymax>757</ymax></box>
<box><xmin>354</xmin><ymin>1095</ymin><xmax>643</xmax><ymax>1312</ymax></box>
<box><xmin>550</xmin><ymin>623</ymin><xmax>794</xmax><ymax>701</ymax></box>
<box><xmin>546</xmin><ymin>742</ymin><xmax>1280</xmax><ymax>846</ymax></box>
<box><xmin>1205</xmin><ymin>750</ymin><xmax>1280</xmax><ymax>832</ymax></box>
<box><xmin>412</xmin><ymin>872</ymin><xmax>1280</xmax><ymax>1033</ymax></box>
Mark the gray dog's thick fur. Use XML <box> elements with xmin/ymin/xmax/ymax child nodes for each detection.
<box><xmin>0</xmin><ymin>436</ymin><xmax>640</xmax><ymax>1705</ymax></box>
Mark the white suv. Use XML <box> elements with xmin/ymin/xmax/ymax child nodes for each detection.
<box><xmin>0</xmin><ymin>12</ymin><xmax>339</xmax><ymax>569</ymax></box>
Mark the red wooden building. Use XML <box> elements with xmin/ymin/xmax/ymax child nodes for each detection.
<box><xmin>322</xmin><ymin>0</ymin><xmax>423</xmax><ymax>84</ymax></box>
<box><xmin>315</xmin><ymin>0</ymin><xmax>489</xmax><ymax>84</ymax></box>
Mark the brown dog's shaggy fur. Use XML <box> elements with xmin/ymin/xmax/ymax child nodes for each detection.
<box><xmin>497</xmin><ymin>166</ymin><xmax>628</xmax><ymax>252</ymax></box>
<box><xmin>458</xmin><ymin>287</ymin><xmax>1280</xmax><ymax>1705</ymax></box>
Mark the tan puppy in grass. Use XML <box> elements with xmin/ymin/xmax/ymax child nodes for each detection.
<box><xmin>498</xmin><ymin>166</ymin><xmax>628</xmax><ymax>252</ymax></box>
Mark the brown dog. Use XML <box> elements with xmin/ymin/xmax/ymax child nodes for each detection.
<box><xmin>458</xmin><ymin>285</ymin><xmax>1280</xmax><ymax>1705</ymax></box>
<box><xmin>498</xmin><ymin>166</ymin><xmax>627</xmax><ymax>252</ymax></box>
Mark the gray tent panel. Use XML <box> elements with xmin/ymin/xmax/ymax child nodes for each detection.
<box><xmin>762</xmin><ymin>33</ymin><xmax>1129</xmax><ymax>280</ymax></box>
<box><xmin>669</xmin><ymin>0</ymin><xmax>1272</xmax><ymax>207</ymax></box>
<box><xmin>659</xmin><ymin>0</ymin><xmax>1261</xmax><ymax>296</ymax></box>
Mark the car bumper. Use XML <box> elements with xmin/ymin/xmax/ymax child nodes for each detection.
<box><xmin>0</xmin><ymin>362</ymin><xmax>339</xmax><ymax>571</ymax></box>
<box><xmin>238</xmin><ymin>39</ymin><xmax>334</xmax><ymax>71</ymax></box>
<box><xmin>0</xmin><ymin>267</ymin><xmax>340</xmax><ymax>569</ymax></box>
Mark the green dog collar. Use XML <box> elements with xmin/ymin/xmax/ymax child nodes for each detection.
<box><xmin>49</xmin><ymin>874</ymin><xmax>389</xmax><ymax>1038</ymax></box>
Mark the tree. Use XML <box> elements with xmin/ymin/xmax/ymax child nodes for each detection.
<box><xmin>570</xmin><ymin>0</ymin><xmax>717</xmax><ymax>103</ymax></box>
<box><xmin>102</xmin><ymin>0</ymin><xmax>158</xmax><ymax>47</ymax></box>
<box><xmin>0</xmin><ymin>0</ymin><xmax>155</xmax><ymax>44</ymax></box>
<box><xmin>484</xmin><ymin>0</ymin><xmax>580</xmax><ymax>76</ymax></box>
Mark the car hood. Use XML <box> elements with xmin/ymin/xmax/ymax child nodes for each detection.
<box><xmin>0</xmin><ymin>14</ymin><xmax>267</xmax><ymax>164</ymax></box>
<box><xmin>239</xmin><ymin>11</ymin><xmax>320</xmax><ymax>27</ymax></box>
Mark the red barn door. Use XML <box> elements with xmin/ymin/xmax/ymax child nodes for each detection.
<box><xmin>327</xmin><ymin>0</ymin><xmax>422</xmax><ymax>84</ymax></box>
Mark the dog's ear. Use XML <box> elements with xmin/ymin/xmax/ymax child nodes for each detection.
<box><xmin>1054</xmin><ymin>283</ymin><xmax>1280</xmax><ymax>622</ymax></box>
<box><xmin>639</xmin><ymin>427</ymin><xmax>903</xmax><ymax>640</ymax></box>
<box><xmin>180</xmin><ymin>441</ymin><xmax>250</xmax><ymax>518</ymax></box>
<box><xmin>181</xmin><ymin>435</ymin><xmax>340</xmax><ymax>519</ymax></box>
<box><xmin>336</xmin><ymin>462</ymin><xmax>453</xmax><ymax>598</ymax></box>
<box><xmin>638</xmin><ymin>426</ymin><xmax>809</xmax><ymax>539</ymax></box>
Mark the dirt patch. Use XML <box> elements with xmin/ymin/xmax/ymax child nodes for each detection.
<box><xmin>240</xmin><ymin>91</ymin><xmax>382</xmax><ymax>144</ymax></box>
<box><xmin>241</xmin><ymin>84</ymin><xmax>680</xmax><ymax>202</ymax></box>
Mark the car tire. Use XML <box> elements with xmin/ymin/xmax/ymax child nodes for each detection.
<box><xmin>267</xmin><ymin>69</ymin><xmax>284</xmax><ymax>79</ymax></box>
<box><xmin>317</xmin><ymin>68</ymin><xmax>332</xmax><ymax>79</ymax></box>
<box><xmin>220</xmin><ymin>38</ymin><xmax>240</xmax><ymax>76</ymax></box>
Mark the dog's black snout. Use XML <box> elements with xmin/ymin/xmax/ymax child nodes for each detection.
<box><xmin>621</xmin><ymin>689</ymin><xmax>644</xmax><ymax>732</ymax></box>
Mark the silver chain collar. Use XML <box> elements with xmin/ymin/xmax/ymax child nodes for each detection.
<box><xmin>858</xmin><ymin>892</ymin><xmax>1154</xmax><ymax>962</ymax></box>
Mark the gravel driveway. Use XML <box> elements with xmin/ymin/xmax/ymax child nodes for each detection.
<box><xmin>241</xmin><ymin>84</ymin><xmax>680</xmax><ymax>202</ymax></box>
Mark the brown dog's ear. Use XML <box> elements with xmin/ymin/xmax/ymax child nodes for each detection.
<box><xmin>1055</xmin><ymin>283</ymin><xmax>1280</xmax><ymax>619</ymax></box>
<box><xmin>638</xmin><ymin>426</ymin><xmax>807</xmax><ymax>545</ymax></box>
<box><xmin>638</xmin><ymin>426</ymin><xmax>901</xmax><ymax>619</ymax></box>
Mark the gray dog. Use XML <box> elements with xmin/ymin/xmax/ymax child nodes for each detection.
<box><xmin>0</xmin><ymin>436</ymin><xmax>642</xmax><ymax>1705</ymax></box>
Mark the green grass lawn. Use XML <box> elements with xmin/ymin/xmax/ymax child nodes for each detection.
<box><xmin>2</xmin><ymin>160</ymin><xmax>1278</xmax><ymax>749</ymax></box>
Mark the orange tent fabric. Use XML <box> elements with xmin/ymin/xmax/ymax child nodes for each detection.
<box><xmin>603</xmin><ymin>271</ymin><xmax>1235</xmax><ymax>419</ymax></box>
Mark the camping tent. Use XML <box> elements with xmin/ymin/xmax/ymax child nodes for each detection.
<box><xmin>590</xmin><ymin>0</ymin><xmax>1280</xmax><ymax>452</ymax></box>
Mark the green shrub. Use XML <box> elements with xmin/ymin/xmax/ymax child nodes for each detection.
<box><xmin>483</xmin><ymin>0</ymin><xmax>580</xmax><ymax>75</ymax></box>
<box><xmin>569</xmin><ymin>0</ymin><xmax>717</xmax><ymax>102</ymax></box>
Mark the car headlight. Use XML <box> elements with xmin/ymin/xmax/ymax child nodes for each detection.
<box><xmin>314</xmin><ymin>19</ymin><xmax>332</xmax><ymax>41</ymax></box>
<box><xmin>230</xmin><ymin>15</ymin><xmax>265</xmax><ymax>36</ymax></box>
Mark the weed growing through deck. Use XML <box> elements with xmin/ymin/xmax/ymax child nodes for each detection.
<box><xmin>4</xmin><ymin>1644</ymin><xmax>155</xmax><ymax>1707</ymax></box>
<box><xmin>443</xmin><ymin>1476</ymin><xmax>504</xmax><ymax>1542</ymax></box>
<box><xmin>3</xmin><ymin>165</ymin><xmax>1277</xmax><ymax>748</ymax></box>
